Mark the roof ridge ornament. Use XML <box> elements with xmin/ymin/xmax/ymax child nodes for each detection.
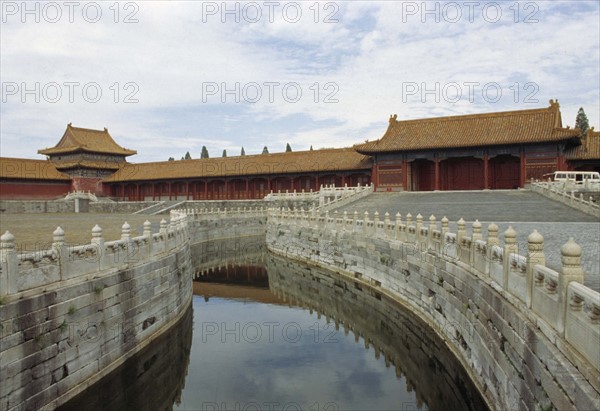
<box><xmin>389</xmin><ymin>114</ymin><xmax>398</xmax><ymax>124</ymax></box>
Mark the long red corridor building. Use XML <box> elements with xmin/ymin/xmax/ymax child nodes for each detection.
<box><xmin>1</xmin><ymin>101</ymin><xmax>598</xmax><ymax>200</ymax></box>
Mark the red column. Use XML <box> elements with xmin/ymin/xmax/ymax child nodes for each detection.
<box><xmin>402</xmin><ymin>160</ymin><xmax>408</xmax><ymax>191</ymax></box>
<box><xmin>519</xmin><ymin>151</ymin><xmax>527</xmax><ymax>188</ymax></box>
<box><xmin>483</xmin><ymin>154</ymin><xmax>489</xmax><ymax>189</ymax></box>
<box><xmin>341</xmin><ymin>175</ymin><xmax>346</xmax><ymax>186</ymax></box>
<box><xmin>315</xmin><ymin>175</ymin><xmax>319</xmax><ymax>190</ymax></box>
<box><xmin>434</xmin><ymin>157</ymin><xmax>440</xmax><ymax>191</ymax></box>
<box><xmin>372</xmin><ymin>164</ymin><xmax>378</xmax><ymax>189</ymax></box>
<box><xmin>204</xmin><ymin>181</ymin><xmax>208</xmax><ymax>199</ymax></box>
<box><xmin>186</xmin><ymin>182</ymin><xmax>190</xmax><ymax>200</ymax></box>
<box><xmin>224</xmin><ymin>180</ymin><xmax>229</xmax><ymax>199</ymax></box>
<box><xmin>168</xmin><ymin>182</ymin><xmax>172</xmax><ymax>200</ymax></box>
<box><xmin>245</xmin><ymin>179</ymin><xmax>249</xmax><ymax>199</ymax></box>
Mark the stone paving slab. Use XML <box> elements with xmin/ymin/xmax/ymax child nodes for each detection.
<box><xmin>0</xmin><ymin>213</ymin><xmax>165</xmax><ymax>252</ymax></box>
<box><xmin>335</xmin><ymin>190</ymin><xmax>600</xmax><ymax>291</ymax></box>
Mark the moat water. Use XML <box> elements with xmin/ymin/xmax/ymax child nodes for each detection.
<box><xmin>59</xmin><ymin>254</ymin><xmax>488</xmax><ymax>411</ymax></box>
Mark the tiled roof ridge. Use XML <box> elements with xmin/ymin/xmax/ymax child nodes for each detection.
<box><xmin>67</xmin><ymin>123</ymin><xmax>109</xmax><ymax>134</ymax></box>
<box><xmin>0</xmin><ymin>156</ymin><xmax>71</xmax><ymax>180</ymax></box>
<box><xmin>387</xmin><ymin>105</ymin><xmax>553</xmax><ymax>127</ymax></box>
<box><xmin>124</xmin><ymin>146</ymin><xmax>359</xmax><ymax>166</ymax></box>
<box><xmin>39</xmin><ymin>124</ymin><xmax>137</xmax><ymax>156</ymax></box>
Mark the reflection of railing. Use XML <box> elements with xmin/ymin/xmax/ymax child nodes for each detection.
<box><xmin>267</xmin><ymin>208</ymin><xmax>600</xmax><ymax>404</ymax></box>
<box><xmin>531</xmin><ymin>181</ymin><xmax>600</xmax><ymax>217</ymax></box>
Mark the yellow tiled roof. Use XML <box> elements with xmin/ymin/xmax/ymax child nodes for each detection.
<box><xmin>38</xmin><ymin>124</ymin><xmax>137</xmax><ymax>156</ymax></box>
<box><xmin>355</xmin><ymin>100</ymin><xmax>580</xmax><ymax>154</ymax></box>
<box><xmin>0</xmin><ymin>157</ymin><xmax>71</xmax><ymax>180</ymax></box>
<box><xmin>566</xmin><ymin>128</ymin><xmax>600</xmax><ymax>160</ymax></box>
<box><xmin>104</xmin><ymin>148</ymin><xmax>372</xmax><ymax>182</ymax></box>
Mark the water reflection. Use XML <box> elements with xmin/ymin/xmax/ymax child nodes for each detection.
<box><xmin>59</xmin><ymin>236</ymin><xmax>487</xmax><ymax>411</ymax></box>
<box><xmin>265</xmin><ymin>255</ymin><xmax>488</xmax><ymax>411</ymax></box>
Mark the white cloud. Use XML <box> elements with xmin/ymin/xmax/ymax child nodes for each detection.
<box><xmin>1</xmin><ymin>1</ymin><xmax>598</xmax><ymax>162</ymax></box>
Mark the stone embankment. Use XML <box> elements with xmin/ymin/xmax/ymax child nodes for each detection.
<box><xmin>267</xmin><ymin>208</ymin><xmax>600</xmax><ymax>411</ymax></box>
<box><xmin>0</xmin><ymin>214</ymin><xmax>193</xmax><ymax>410</ymax></box>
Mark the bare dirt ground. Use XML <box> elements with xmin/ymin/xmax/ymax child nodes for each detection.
<box><xmin>0</xmin><ymin>213</ymin><xmax>166</xmax><ymax>252</ymax></box>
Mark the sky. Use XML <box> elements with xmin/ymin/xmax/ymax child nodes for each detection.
<box><xmin>1</xmin><ymin>0</ymin><xmax>599</xmax><ymax>163</ymax></box>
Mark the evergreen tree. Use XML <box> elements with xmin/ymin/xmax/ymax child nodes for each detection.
<box><xmin>262</xmin><ymin>146</ymin><xmax>269</xmax><ymax>154</ymax></box>
<box><xmin>310</xmin><ymin>145</ymin><xmax>313</xmax><ymax>151</ymax></box>
<box><xmin>222</xmin><ymin>149</ymin><xmax>227</xmax><ymax>157</ymax></box>
<box><xmin>168</xmin><ymin>157</ymin><xmax>174</xmax><ymax>161</ymax></box>
<box><xmin>285</xmin><ymin>143</ymin><xmax>292</xmax><ymax>152</ymax></box>
<box><xmin>575</xmin><ymin>107</ymin><xmax>590</xmax><ymax>138</ymax></box>
<box><xmin>241</xmin><ymin>147</ymin><xmax>246</xmax><ymax>156</ymax></box>
<box><xmin>184</xmin><ymin>151</ymin><xmax>191</xmax><ymax>160</ymax></box>
<box><xmin>201</xmin><ymin>146</ymin><xmax>209</xmax><ymax>158</ymax></box>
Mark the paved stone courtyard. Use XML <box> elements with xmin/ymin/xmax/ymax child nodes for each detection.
<box><xmin>337</xmin><ymin>190</ymin><xmax>600</xmax><ymax>291</ymax></box>
<box><xmin>0</xmin><ymin>213</ymin><xmax>165</xmax><ymax>252</ymax></box>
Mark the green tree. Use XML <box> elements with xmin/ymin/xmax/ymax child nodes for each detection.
<box><xmin>310</xmin><ymin>145</ymin><xmax>313</xmax><ymax>151</ymax></box>
<box><xmin>168</xmin><ymin>157</ymin><xmax>174</xmax><ymax>161</ymax></box>
<box><xmin>241</xmin><ymin>147</ymin><xmax>245</xmax><ymax>156</ymax></box>
<box><xmin>285</xmin><ymin>143</ymin><xmax>292</xmax><ymax>152</ymax></box>
<box><xmin>201</xmin><ymin>146</ymin><xmax>209</xmax><ymax>158</ymax></box>
<box><xmin>575</xmin><ymin>107</ymin><xmax>590</xmax><ymax>138</ymax></box>
<box><xmin>184</xmin><ymin>151</ymin><xmax>191</xmax><ymax>160</ymax></box>
<box><xmin>262</xmin><ymin>146</ymin><xmax>269</xmax><ymax>154</ymax></box>
<box><xmin>222</xmin><ymin>149</ymin><xmax>227</xmax><ymax>157</ymax></box>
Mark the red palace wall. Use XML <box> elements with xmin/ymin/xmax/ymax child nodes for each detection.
<box><xmin>0</xmin><ymin>180</ymin><xmax>71</xmax><ymax>200</ymax></box>
<box><xmin>70</xmin><ymin>177</ymin><xmax>105</xmax><ymax>195</ymax></box>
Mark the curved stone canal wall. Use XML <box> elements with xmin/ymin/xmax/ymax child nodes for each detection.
<box><xmin>0</xmin><ymin>214</ymin><xmax>193</xmax><ymax>410</ymax></box>
<box><xmin>266</xmin><ymin>208</ymin><xmax>600</xmax><ymax>411</ymax></box>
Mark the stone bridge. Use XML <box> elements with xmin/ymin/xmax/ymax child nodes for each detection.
<box><xmin>2</xmin><ymin>191</ymin><xmax>599</xmax><ymax>411</ymax></box>
<box><xmin>266</xmin><ymin>208</ymin><xmax>600</xmax><ymax>411</ymax></box>
<box><xmin>0</xmin><ymin>215</ymin><xmax>193</xmax><ymax>410</ymax></box>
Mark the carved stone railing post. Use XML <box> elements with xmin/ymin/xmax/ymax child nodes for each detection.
<box><xmin>486</xmin><ymin>223</ymin><xmax>499</xmax><ymax>264</ymax></box>
<box><xmin>503</xmin><ymin>226</ymin><xmax>517</xmax><ymax>291</ymax></box>
<box><xmin>395</xmin><ymin>213</ymin><xmax>402</xmax><ymax>240</ymax></box>
<box><xmin>0</xmin><ymin>231</ymin><xmax>17</xmax><ymax>295</ymax></box>
<box><xmin>384</xmin><ymin>212</ymin><xmax>390</xmax><ymax>238</ymax></box>
<box><xmin>91</xmin><ymin>224</ymin><xmax>104</xmax><ymax>271</ymax></box>
<box><xmin>428</xmin><ymin>215</ymin><xmax>436</xmax><ymax>251</ymax></box>
<box><xmin>50</xmin><ymin>226</ymin><xmax>66</xmax><ymax>280</ymax></box>
<box><xmin>471</xmin><ymin>220</ymin><xmax>482</xmax><ymax>265</ymax></box>
<box><xmin>121</xmin><ymin>222</ymin><xmax>131</xmax><ymax>241</ymax></box>
<box><xmin>558</xmin><ymin>238</ymin><xmax>585</xmax><ymax>335</ymax></box>
<box><xmin>456</xmin><ymin>218</ymin><xmax>466</xmax><ymax>245</ymax></box>
<box><xmin>143</xmin><ymin>220</ymin><xmax>152</xmax><ymax>237</ymax></box>
<box><xmin>440</xmin><ymin>216</ymin><xmax>449</xmax><ymax>249</ymax></box>
<box><xmin>143</xmin><ymin>220</ymin><xmax>153</xmax><ymax>256</ymax></box>
<box><xmin>526</xmin><ymin>230</ymin><xmax>545</xmax><ymax>308</ymax></box>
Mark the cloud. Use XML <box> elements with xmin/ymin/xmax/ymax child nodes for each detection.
<box><xmin>1</xmin><ymin>1</ymin><xmax>598</xmax><ymax>162</ymax></box>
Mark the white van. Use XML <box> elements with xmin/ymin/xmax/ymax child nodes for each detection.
<box><xmin>550</xmin><ymin>171</ymin><xmax>600</xmax><ymax>190</ymax></box>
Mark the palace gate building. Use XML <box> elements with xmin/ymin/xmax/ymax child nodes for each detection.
<box><xmin>355</xmin><ymin>100</ymin><xmax>582</xmax><ymax>191</ymax></box>
<box><xmin>1</xmin><ymin>100</ymin><xmax>597</xmax><ymax>200</ymax></box>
